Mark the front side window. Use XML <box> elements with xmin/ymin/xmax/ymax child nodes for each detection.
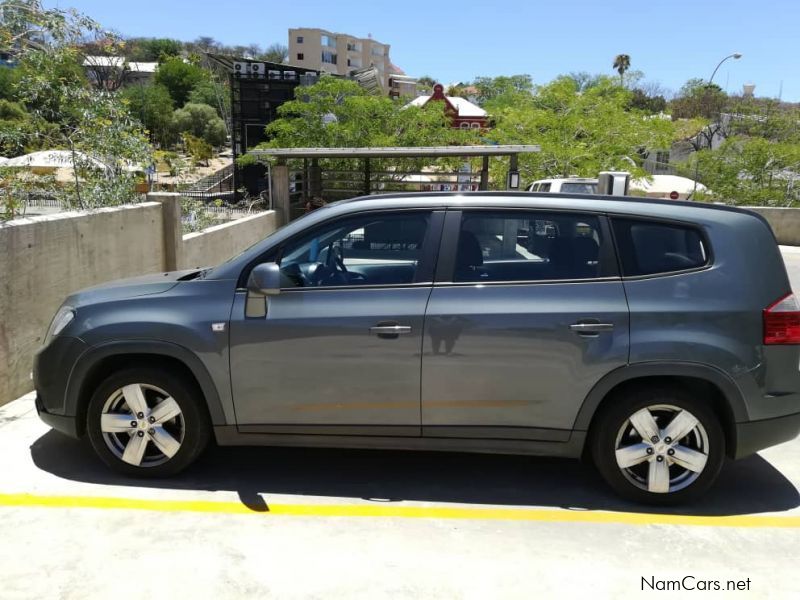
<box><xmin>454</xmin><ymin>212</ymin><xmax>603</xmax><ymax>282</ymax></box>
<box><xmin>279</xmin><ymin>212</ymin><xmax>431</xmax><ymax>288</ymax></box>
<box><xmin>321</xmin><ymin>51</ymin><xmax>337</xmax><ymax>64</ymax></box>
<box><xmin>612</xmin><ymin>218</ymin><xmax>708</xmax><ymax>276</ymax></box>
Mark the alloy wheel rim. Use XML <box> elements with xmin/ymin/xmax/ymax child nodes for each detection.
<box><xmin>100</xmin><ymin>383</ymin><xmax>185</xmax><ymax>467</ymax></box>
<box><xmin>614</xmin><ymin>404</ymin><xmax>709</xmax><ymax>494</ymax></box>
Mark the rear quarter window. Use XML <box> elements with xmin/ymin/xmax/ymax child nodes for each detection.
<box><xmin>612</xmin><ymin>218</ymin><xmax>709</xmax><ymax>276</ymax></box>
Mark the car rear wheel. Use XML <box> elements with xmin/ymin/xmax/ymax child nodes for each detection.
<box><xmin>86</xmin><ymin>367</ymin><xmax>210</xmax><ymax>477</ymax></box>
<box><xmin>591</xmin><ymin>386</ymin><xmax>725</xmax><ymax>504</ymax></box>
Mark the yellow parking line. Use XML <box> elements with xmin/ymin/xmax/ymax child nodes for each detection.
<box><xmin>0</xmin><ymin>492</ymin><xmax>798</xmax><ymax>528</ymax></box>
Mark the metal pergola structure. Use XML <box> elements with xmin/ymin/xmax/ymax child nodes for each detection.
<box><xmin>248</xmin><ymin>145</ymin><xmax>541</xmax><ymax>224</ymax></box>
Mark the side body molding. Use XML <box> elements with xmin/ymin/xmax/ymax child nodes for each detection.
<box><xmin>65</xmin><ymin>340</ymin><xmax>228</xmax><ymax>426</ymax></box>
<box><xmin>572</xmin><ymin>361</ymin><xmax>749</xmax><ymax>432</ymax></box>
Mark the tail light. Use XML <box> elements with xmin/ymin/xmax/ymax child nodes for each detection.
<box><xmin>764</xmin><ymin>293</ymin><xmax>800</xmax><ymax>345</ymax></box>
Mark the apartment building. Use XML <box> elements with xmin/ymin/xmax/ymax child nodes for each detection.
<box><xmin>288</xmin><ymin>28</ymin><xmax>393</xmax><ymax>89</ymax></box>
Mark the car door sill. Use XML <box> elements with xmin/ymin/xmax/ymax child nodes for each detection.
<box><xmin>215</xmin><ymin>426</ymin><xmax>584</xmax><ymax>459</ymax></box>
<box><xmin>422</xmin><ymin>426</ymin><xmax>570</xmax><ymax>442</ymax></box>
<box><xmin>237</xmin><ymin>424</ymin><xmax>421</xmax><ymax>437</ymax></box>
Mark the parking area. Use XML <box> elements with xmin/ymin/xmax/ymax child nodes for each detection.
<box><xmin>2</xmin><ymin>248</ymin><xmax>800</xmax><ymax>599</ymax></box>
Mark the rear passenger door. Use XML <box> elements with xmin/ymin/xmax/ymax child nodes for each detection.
<box><xmin>421</xmin><ymin>209</ymin><xmax>630</xmax><ymax>439</ymax></box>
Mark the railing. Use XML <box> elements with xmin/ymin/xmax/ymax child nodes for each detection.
<box><xmin>282</xmin><ymin>164</ymin><xmax>481</xmax><ymax>220</ymax></box>
<box><xmin>180</xmin><ymin>164</ymin><xmax>235</xmax><ymax>197</ymax></box>
<box><xmin>319</xmin><ymin>168</ymin><xmax>480</xmax><ymax>199</ymax></box>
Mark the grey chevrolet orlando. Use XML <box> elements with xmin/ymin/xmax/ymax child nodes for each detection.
<box><xmin>33</xmin><ymin>193</ymin><xmax>800</xmax><ymax>504</ymax></box>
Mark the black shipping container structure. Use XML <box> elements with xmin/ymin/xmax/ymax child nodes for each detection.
<box><xmin>206</xmin><ymin>54</ymin><xmax>322</xmax><ymax>200</ymax></box>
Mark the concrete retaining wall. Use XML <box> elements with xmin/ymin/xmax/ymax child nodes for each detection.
<box><xmin>182</xmin><ymin>211</ymin><xmax>277</xmax><ymax>269</ymax></box>
<box><xmin>747</xmin><ymin>208</ymin><xmax>800</xmax><ymax>246</ymax></box>
<box><xmin>0</xmin><ymin>198</ymin><xmax>276</xmax><ymax>406</ymax></box>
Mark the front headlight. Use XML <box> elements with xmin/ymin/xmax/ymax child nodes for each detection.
<box><xmin>44</xmin><ymin>306</ymin><xmax>75</xmax><ymax>345</ymax></box>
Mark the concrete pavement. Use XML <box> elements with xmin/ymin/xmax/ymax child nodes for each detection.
<box><xmin>2</xmin><ymin>249</ymin><xmax>800</xmax><ymax>599</ymax></box>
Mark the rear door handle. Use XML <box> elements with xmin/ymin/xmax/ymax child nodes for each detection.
<box><xmin>570</xmin><ymin>322</ymin><xmax>614</xmax><ymax>335</ymax></box>
<box><xmin>370</xmin><ymin>324</ymin><xmax>412</xmax><ymax>339</ymax></box>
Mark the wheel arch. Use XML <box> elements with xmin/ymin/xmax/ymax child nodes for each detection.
<box><xmin>66</xmin><ymin>340</ymin><xmax>227</xmax><ymax>437</ymax></box>
<box><xmin>574</xmin><ymin>363</ymin><xmax>747</xmax><ymax>459</ymax></box>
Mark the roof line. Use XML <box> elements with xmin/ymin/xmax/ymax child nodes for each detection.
<box><xmin>329</xmin><ymin>190</ymin><xmax>758</xmax><ymax>217</ymax></box>
<box><xmin>248</xmin><ymin>145</ymin><xmax>540</xmax><ymax>158</ymax></box>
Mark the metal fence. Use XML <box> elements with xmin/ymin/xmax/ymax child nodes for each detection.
<box><xmin>284</xmin><ymin>162</ymin><xmax>482</xmax><ymax>220</ymax></box>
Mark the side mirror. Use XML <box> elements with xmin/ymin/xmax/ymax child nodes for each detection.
<box><xmin>248</xmin><ymin>262</ymin><xmax>282</xmax><ymax>296</ymax></box>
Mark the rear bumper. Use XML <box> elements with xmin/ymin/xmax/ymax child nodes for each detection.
<box><xmin>734</xmin><ymin>411</ymin><xmax>800</xmax><ymax>458</ymax></box>
<box><xmin>35</xmin><ymin>394</ymin><xmax>80</xmax><ymax>439</ymax></box>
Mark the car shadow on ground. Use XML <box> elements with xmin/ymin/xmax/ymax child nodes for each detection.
<box><xmin>30</xmin><ymin>430</ymin><xmax>799</xmax><ymax>517</ymax></box>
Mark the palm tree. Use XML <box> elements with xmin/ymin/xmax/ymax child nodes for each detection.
<box><xmin>613</xmin><ymin>54</ymin><xmax>631</xmax><ymax>86</ymax></box>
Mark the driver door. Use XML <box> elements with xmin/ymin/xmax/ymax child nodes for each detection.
<box><xmin>228</xmin><ymin>210</ymin><xmax>442</xmax><ymax>436</ymax></box>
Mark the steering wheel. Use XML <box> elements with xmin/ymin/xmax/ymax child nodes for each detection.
<box><xmin>331</xmin><ymin>243</ymin><xmax>348</xmax><ymax>274</ymax></box>
<box><xmin>316</xmin><ymin>242</ymin><xmax>348</xmax><ymax>285</ymax></box>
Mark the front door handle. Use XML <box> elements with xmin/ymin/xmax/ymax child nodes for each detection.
<box><xmin>370</xmin><ymin>323</ymin><xmax>412</xmax><ymax>339</ymax></box>
<box><xmin>570</xmin><ymin>322</ymin><xmax>614</xmax><ymax>335</ymax></box>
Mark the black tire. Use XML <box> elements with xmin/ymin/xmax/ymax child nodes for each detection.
<box><xmin>590</xmin><ymin>385</ymin><xmax>725</xmax><ymax>505</ymax></box>
<box><xmin>86</xmin><ymin>367</ymin><xmax>211</xmax><ymax>477</ymax></box>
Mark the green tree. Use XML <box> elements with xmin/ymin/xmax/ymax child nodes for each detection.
<box><xmin>628</xmin><ymin>88</ymin><xmax>667</xmax><ymax>114</ymax></box>
<box><xmin>0</xmin><ymin>65</ymin><xmax>20</xmax><ymax>100</ymax></box>
<box><xmin>0</xmin><ymin>0</ymin><xmax>100</xmax><ymax>53</ymax></box>
<box><xmin>121</xmin><ymin>83</ymin><xmax>175</xmax><ymax>147</ymax></box>
<box><xmin>124</xmin><ymin>37</ymin><xmax>182</xmax><ymax>62</ymax></box>
<box><xmin>0</xmin><ymin>0</ymin><xmax>151</xmax><ymax>212</ymax></box>
<box><xmin>14</xmin><ymin>47</ymin><xmax>88</xmax><ymax>119</ymax></box>
<box><xmin>154</xmin><ymin>56</ymin><xmax>207</xmax><ymax>106</ymax></box>
<box><xmin>670</xmin><ymin>78</ymin><xmax>729</xmax><ymax>155</ymax></box>
<box><xmin>670</xmin><ymin>78</ymin><xmax>727</xmax><ymax>120</ymax></box>
<box><xmin>172</xmin><ymin>102</ymin><xmax>226</xmax><ymax>146</ymax></box>
<box><xmin>260</xmin><ymin>76</ymin><xmax>479</xmax><ymax>188</ymax></box>
<box><xmin>204</xmin><ymin>117</ymin><xmax>227</xmax><ymax>146</ymax></box>
<box><xmin>261</xmin><ymin>42</ymin><xmax>288</xmax><ymax>63</ymax></box>
<box><xmin>567</xmin><ymin>71</ymin><xmax>603</xmax><ymax>92</ymax></box>
<box><xmin>724</xmin><ymin>96</ymin><xmax>800</xmax><ymax>143</ymax></box>
<box><xmin>691</xmin><ymin>136</ymin><xmax>800</xmax><ymax>206</ymax></box>
<box><xmin>183</xmin><ymin>132</ymin><xmax>212</xmax><ymax>166</ymax></box>
<box><xmin>264</xmin><ymin>77</ymin><xmax>476</xmax><ymax>149</ymax></box>
<box><xmin>0</xmin><ymin>98</ymin><xmax>26</xmax><ymax>120</ymax></box>
<box><xmin>484</xmin><ymin>76</ymin><xmax>674</xmax><ymax>183</ymax></box>
<box><xmin>0</xmin><ymin>98</ymin><xmax>33</xmax><ymax>155</ymax></box>
<box><xmin>613</xmin><ymin>54</ymin><xmax>631</xmax><ymax>85</ymax></box>
<box><xmin>416</xmin><ymin>75</ymin><xmax>436</xmax><ymax>94</ymax></box>
<box><xmin>187</xmin><ymin>78</ymin><xmax>229</xmax><ymax>117</ymax></box>
<box><xmin>446</xmin><ymin>84</ymin><xmax>466</xmax><ymax>97</ymax></box>
<box><xmin>472</xmin><ymin>74</ymin><xmax>533</xmax><ymax>106</ymax></box>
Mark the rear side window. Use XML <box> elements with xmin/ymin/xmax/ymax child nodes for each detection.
<box><xmin>612</xmin><ymin>218</ymin><xmax>708</xmax><ymax>277</ymax></box>
<box><xmin>454</xmin><ymin>211</ymin><xmax>603</xmax><ymax>282</ymax></box>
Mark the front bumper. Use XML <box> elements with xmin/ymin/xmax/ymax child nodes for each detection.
<box><xmin>32</xmin><ymin>336</ymin><xmax>87</xmax><ymax>415</ymax></box>
<box><xmin>33</xmin><ymin>335</ymin><xmax>87</xmax><ymax>437</ymax></box>
<box><xmin>35</xmin><ymin>394</ymin><xmax>80</xmax><ymax>438</ymax></box>
<box><xmin>734</xmin><ymin>411</ymin><xmax>800</xmax><ymax>458</ymax></box>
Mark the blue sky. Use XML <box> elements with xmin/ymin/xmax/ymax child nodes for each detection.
<box><xmin>53</xmin><ymin>0</ymin><xmax>800</xmax><ymax>100</ymax></box>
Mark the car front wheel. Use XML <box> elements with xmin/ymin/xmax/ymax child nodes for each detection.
<box><xmin>86</xmin><ymin>367</ymin><xmax>210</xmax><ymax>477</ymax></box>
<box><xmin>591</xmin><ymin>387</ymin><xmax>725</xmax><ymax>504</ymax></box>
